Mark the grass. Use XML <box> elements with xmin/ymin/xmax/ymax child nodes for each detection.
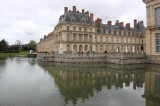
<box><xmin>0</xmin><ymin>51</ymin><xmax>29</xmax><ymax>59</ymax></box>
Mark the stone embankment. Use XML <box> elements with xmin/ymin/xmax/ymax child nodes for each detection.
<box><xmin>37</xmin><ymin>53</ymin><xmax>148</xmax><ymax>65</ymax></box>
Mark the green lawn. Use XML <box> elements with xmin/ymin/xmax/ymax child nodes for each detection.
<box><xmin>0</xmin><ymin>51</ymin><xmax>29</xmax><ymax>59</ymax></box>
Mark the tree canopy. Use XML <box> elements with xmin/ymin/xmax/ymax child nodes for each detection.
<box><xmin>0</xmin><ymin>39</ymin><xmax>9</xmax><ymax>52</ymax></box>
<box><xmin>28</xmin><ymin>40</ymin><xmax>37</xmax><ymax>51</ymax></box>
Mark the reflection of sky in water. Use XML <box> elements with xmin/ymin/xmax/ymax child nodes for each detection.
<box><xmin>0</xmin><ymin>58</ymin><xmax>63</xmax><ymax>106</ymax></box>
<box><xmin>0</xmin><ymin>58</ymin><xmax>160</xmax><ymax>106</ymax></box>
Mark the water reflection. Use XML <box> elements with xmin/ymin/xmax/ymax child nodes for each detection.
<box><xmin>40</xmin><ymin>63</ymin><xmax>148</xmax><ymax>106</ymax></box>
<box><xmin>144</xmin><ymin>65</ymin><xmax>160</xmax><ymax>106</ymax></box>
<box><xmin>0</xmin><ymin>58</ymin><xmax>160</xmax><ymax>106</ymax></box>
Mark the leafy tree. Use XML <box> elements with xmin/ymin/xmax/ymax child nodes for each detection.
<box><xmin>28</xmin><ymin>40</ymin><xmax>37</xmax><ymax>51</ymax></box>
<box><xmin>0</xmin><ymin>39</ymin><xmax>9</xmax><ymax>52</ymax></box>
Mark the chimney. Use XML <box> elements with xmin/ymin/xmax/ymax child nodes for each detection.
<box><xmin>82</xmin><ymin>9</ymin><xmax>85</xmax><ymax>13</ymax></box>
<box><xmin>108</xmin><ymin>21</ymin><xmax>112</xmax><ymax>26</ymax></box>
<box><xmin>73</xmin><ymin>6</ymin><xmax>76</xmax><ymax>12</ymax></box>
<box><xmin>90</xmin><ymin>13</ymin><xmax>94</xmax><ymax>23</ymax></box>
<box><xmin>85</xmin><ymin>11</ymin><xmax>89</xmax><ymax>16</ymax></box>
<box><xmin>116</xmin><ymin>20</ymin><xmax>119</xmax><ymax>26</ymax></box>
<box><xmin>126</xmin><ymin>23</ymin><xmax>130</xmax><ymax>29</ymax></box>
<box><xmin>134</xmin><ymin>19</ymin><xmax>137</xmax><ymax>28</ymax></box>
<box><xmin>64</xmin><ymin>7</ymin><xmax>68</xmax><ymax>14</ymax></box>
<box><xmin>119</xmin><ymin>22</ymin><xmax>124</xmax><ymax>27</ymax></box>
<box><xmin>97</xmin><ymin>18</ymin><xmax>102</xmax><ymax>28</ymax></box>
<box><xmin>141</xmin><ymin>21</ymin><xmax>143</xmax><ymax>24</ymax></box>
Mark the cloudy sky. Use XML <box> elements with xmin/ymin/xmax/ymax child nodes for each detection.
<box><xmin>0</xmin><ymin>0</ymin><xmax>146</xmax><ymax>45</ymax></box>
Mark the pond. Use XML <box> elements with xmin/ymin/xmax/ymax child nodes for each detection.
<box><xmin>0</xmin><ymin>58</ymin><xmax>160</xmax><ymax>106</ymax></box>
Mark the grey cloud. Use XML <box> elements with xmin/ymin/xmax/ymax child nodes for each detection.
<box><xmin>0</xmin><ymin>0</ymin><xmax>146</xmax><ymax>44</ymax></box>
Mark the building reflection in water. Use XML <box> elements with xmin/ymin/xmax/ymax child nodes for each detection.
<box><xmin>144</xmin><ymin>65</ymin><xmax>160</xmax><ymax>106</ymax></box>
<box><xmin>38</xmin><ymin>62</ymin><xmax>160</xmax><ymax>106</ymax></box>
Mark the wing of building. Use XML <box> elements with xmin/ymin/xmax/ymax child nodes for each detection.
<box><xmin>143</xmin><ymin>0</ymin><xmax>160</xmax><ymax>63</ymax></box>
<box><xmin>37</xmin><ymin>6</ymin><xmax>145</xmax><ymax>54</ymax></box>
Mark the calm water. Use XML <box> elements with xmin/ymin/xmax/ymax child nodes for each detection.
<box><xmin>0</xmin><ymin>58</ymin><xmax>160</xmax><ymax>106</ymax></box>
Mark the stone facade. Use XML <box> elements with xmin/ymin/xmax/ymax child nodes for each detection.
<box><xmin>37</xmin><ymin>6</ymin><xmax>145</xmax><ymax>54</ymax></box>
<box><xmin>143</xmin><ymin>0</ymin><xmax>160</xmax><ymax>63</ymax></box>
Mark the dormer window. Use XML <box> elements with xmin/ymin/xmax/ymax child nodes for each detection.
<box><xmin>70</xmin><ymin>14</ymin><xmax>76</xmax><ymax>22</ymax></box>
<box><xmin>103</xmin><ymin>29</ymin><xmax>106</xmax><ymax>33</ymax></box>
<box><xmin>82</xmin><ymin>15</ymin><xmax>87</xmax><ymax>23</ymax></box>
<box><xmin>114</xmin><ymin>30</ymin><xmax>116</xmax><ymax>35</ymax></box>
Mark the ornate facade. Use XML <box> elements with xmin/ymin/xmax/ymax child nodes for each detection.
<box><xmin>143</xmin><ymin>0</ymin><xmax>160</xmax><ymax>62</ymax></box>
<box><xmin>37</xmin><ymin>6</ymin><xmax>145</xmax><ymax>54</ymax></box>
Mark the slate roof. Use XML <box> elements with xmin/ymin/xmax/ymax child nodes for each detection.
<box><xmin>58</xmin><ymin>11</ymin><xmax>145</xmax><ymax>33</ymax></box>
<box><xmin>59</xmin><ymin>11</ymin><xmax>90</xmax><ymax>23</ymax></box>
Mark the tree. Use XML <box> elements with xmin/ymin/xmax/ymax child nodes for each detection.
<box><xmin>28</xmin><ymin>40</ymin><xmax>37</xmax><ymax>51</ymax></box>
<box><xmin>0</xmin><ymin>39</ymin><xmax>9</xmax><ymax>52</ymax></box>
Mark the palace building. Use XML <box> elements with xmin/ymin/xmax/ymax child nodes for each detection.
<box><xmin>37</xmin><ymin>6</ymin><xmax>145</xmax><ymax>54</ymax></box>
<box><xmin>143</xmin><ymin>0</ymin><xmax>160</xmax><ymax>63</ymax></box>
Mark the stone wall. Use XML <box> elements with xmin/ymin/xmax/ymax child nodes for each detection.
<box><xmin>37</xmin><ymin>53</ymin><xmax>148</xmax><ymax>65</ymax></box>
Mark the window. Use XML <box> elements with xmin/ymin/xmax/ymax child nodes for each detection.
<box><xmin>119</xmin><ymin>31</ymin><xmax>121</xmax><ymax>35</ymax></box>
<box><xmin>84</xmin><ymin>34</ymin><xmax>88</xmax><ymax>42</ymax></box>
<box><xmin>67</xmin><ymin>33</ymin><xmax>70</xmax><ymax>41</ymax></box>
<box><xmin>90</xmin><ymin>28</ymin><xmax>92</xmax><ymax>32</ymax></box>
<box><xmin>89</xmin><ymin>35</ymin><xmax>92</xmax><ymax>42</ymax></box>
<box><xmin>73</xmin><ymin>27</ymin><xmax>76</xmax><ymax>31</ymax></box>
<box><xmin>95</xmin><ymin>36</ymin><xmax>97</xmax><ymax>42</ymax></box>
<box><xmin>103</xmin><ymin>30</ymin><xmax>106</xmax><ymax>34</ymax></box>
<box><xmin>67</xmin><ymin>45</ymin><xmax>70</xmax><ymax>51</ymax></box>
<box><xmin>100</xmin><ymin>45</ymin><xmax>103</xmax><ymax>51</ymax></box>
<box><xmin>109</xmin><ymin>30</ymin><xmax>111</xmax><ymax>34</ymax></box>
<box><xmin>155</xmin><ymin>8</ymin><xmax>160</xmax><ymax>26</ymax></box>
<box><xmin>156</xmin><ymin>34</ymin><xmax>160</xmax><ymax>52</ymax></box>
<box><xmin>106</xmin><ymin>45</ymin><xmax>108</xmax><ymax>50</ymax></box>
<box><xmin>79</xmin><ymin>34</ymin><xmax>83</xmax><ymax>42</ymax></box>
<box><xmin>106</xmin><ymin>37</ymin><xmax>108</xmax><ymax>43</ymax></box>
<box><xmin>126</xmin><ymin>38</ymin><xmax>128</xmax><ymax>43</ymax></box>
<box><xmin>117</xmin><ymin>37</ymin><xmax>119</xmax><ymax>43</ymax></box>
<box><xmin>84</xmin><ymin>27</ymin><xmax>87</xmax><ymax>32</ymax></box>
<box><xmin>100</xmin><ymin>36</ymin><xmax>103</xmax><ymax>42</ymax></box>
<box><xmin>67</xmin><ymin>26</ymin><xmax>70</xmax><ymax>31</ymax></box>
<box><xmin>121</xmin><ymin>38</ymin><xmax>124</xmax><ymax>43</ymax></box>
<box><xmin>111</xmin><ymin>37</ymin><xmax>114</xmax><ymax>43</ymax></box>
<box><xmin>79</xmin><ymin>27</ymin><xmax>81</xmax><ymax>31</ymax></box>
<box><xmin>114</xmin><ymin>30</ymin><xmax>116</xmax><ymax>35</ymax></box>
<box><xmin>73</xmin><ymin>34</ymin><xmax>76</xmax><ymax>41</ymax></box>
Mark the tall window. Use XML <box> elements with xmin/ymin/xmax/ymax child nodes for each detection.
<box><xmin>79</xmin><ymin>27</ymin><xmax>81</xmax><ymax>31</ymax></box>
<box><xmin>111</xmin><ymin>37</ymin><xmax>114</xmax><ymax>43</ymax></box>
<box><xmin>73</xmin><ymin>27</ymin><xmax>76</xmax><ymax>31</ymax></box>
<box><xmin>90</xmin><ymin>28</ymin><xmax>92</xmax><ymax>32</ymax></box>
<box><xmin>73</xmin><ymin>34</ymin><xmax>76</xmax><ymax>41</ymax></box>
<box><xmin>106</xmin><ymin>37</ymin><xmax>108</xmax><ymax>43</ymax></box>
<box><xmin>155</xmin><ymin>8</ymin><xmax>160</xmax><ymax>26</ymax></box>
<box><xmin>117</xmin><ymin>37</ymin><xmax>119</xmax><ymax>43</ymax></box>
<box><xmin>84</xmin><ymin>27</ymin><xmax>87</xmax><ymax>32</ymax></box>
<box><xmin>89</xmin><ymin>35</ymin><xmax>92</xmax><ymax>42</ymax></box>
<box><xmin>84</xmin><ymin>34</ymin><xmax>88</xmax><ymax>42</ymax></box>
<box><xmin>67</xmin><ymin>26</ymin><xmax>70</xmax><ymax>31</ymax></box>
<box><xmin>79</xmin><ymin>34</ymin><xmax>83</xmax><ymax>42</ymax></box>
<box><xmin>67</xmin><ymin>33</ymin><xmax>70</xmax><ymax>41</ymax></box>
<box><xmin>100</xmin><ymin>36</ymin><xmax>103</xmax><ymax>42</ymax></box>
<box><xmin>156</xmin><ymin>34</ymin><xmax>160</xmax><ymax>52</ymax></box>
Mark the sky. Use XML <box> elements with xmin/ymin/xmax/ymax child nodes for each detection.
<box><xmin>0</xmin><ymin>0</ymin><xmax>146</xmax><ymax>45</ymax></box>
